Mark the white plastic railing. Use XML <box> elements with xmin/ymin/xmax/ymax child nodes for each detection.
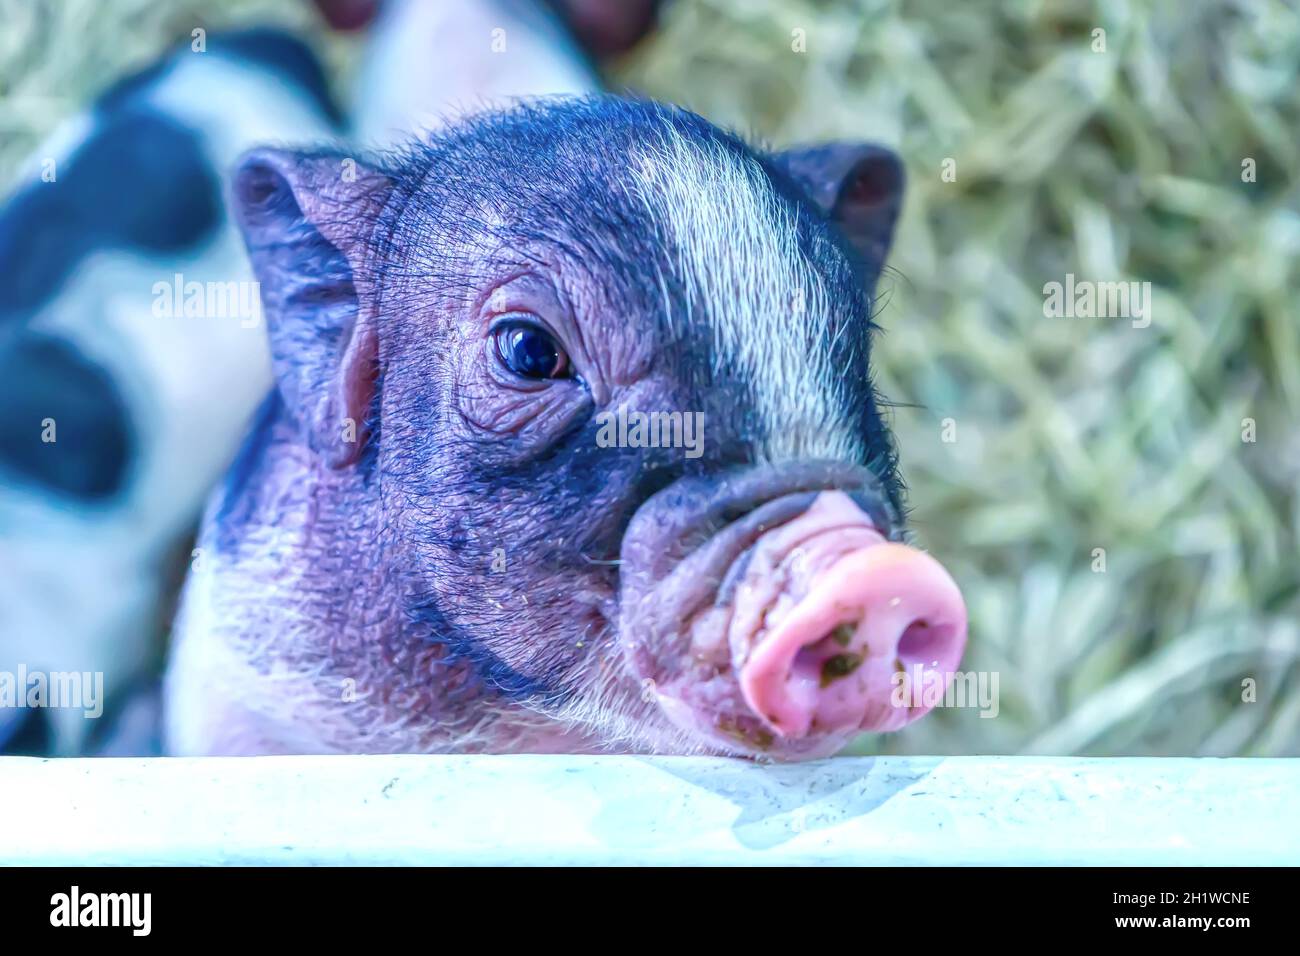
<box><xmin>1</xmin><ymin>754</ymin><xmax>1296</xmax><ymax>865</ymax></box>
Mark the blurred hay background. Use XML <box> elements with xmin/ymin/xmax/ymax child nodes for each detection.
<box><xmin>2</xmin><ymin>0</ymin><xmax>1297</xmax><ymax>756</ymax></box>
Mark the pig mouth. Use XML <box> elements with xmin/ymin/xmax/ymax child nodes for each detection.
<box><xmin>617</xmin><ymin>463</ymin><xmax>967</xmax><ymax>760</ymax></box>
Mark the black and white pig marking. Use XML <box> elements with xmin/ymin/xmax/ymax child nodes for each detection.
<box><xmin>0</xmin><ymin>29</ymin><xmax>339</xmax><ymax>754</ymax></box>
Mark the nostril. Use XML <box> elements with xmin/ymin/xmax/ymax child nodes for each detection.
<box><xmin>789</xmin><ymin>632</ymin><xmax>864</xmax><ymax>689</ymax></box>
<box><xmin>818</xmin><ymin>650</ymin><xmax>864</xmax><ymax>688</ymax></box>
<box><xmin>897</xmin><ymin>618</ymin><xmax>938</xmax><ymax>662</ymax></box>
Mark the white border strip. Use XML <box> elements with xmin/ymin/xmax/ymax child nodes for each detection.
<box><xmin>2</xmin><ymin>755</ymin><xmax>1296</xmax><ymax>865</ymax></box>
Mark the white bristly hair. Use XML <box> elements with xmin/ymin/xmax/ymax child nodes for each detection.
<box><xmin>625</xmin><ymin>120</ymin><xmax>865</xmax><ymax>466</ymax></box>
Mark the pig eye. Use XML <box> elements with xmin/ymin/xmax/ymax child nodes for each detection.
<box><xmin>490</xmin><ymin>317</ymin><xmax>570</xmax><ymax>380</ymax></box>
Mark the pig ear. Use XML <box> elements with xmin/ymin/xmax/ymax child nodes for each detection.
<box><xmin>232</xmin><ymin>147</ymin><xmax>392</xmax><ymax>468</ymax></box>
<box><xmin>771</xmin><ymin>143</ymin><xmax>905</xmax><ymax>288</ymax></box>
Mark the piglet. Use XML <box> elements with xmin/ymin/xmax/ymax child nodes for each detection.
<box><xmin>165</xmin><ymin>93</ymin><xmax>967</xmax><ymax>760</ymax></box>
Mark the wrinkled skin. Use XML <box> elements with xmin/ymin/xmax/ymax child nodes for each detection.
<box><xmin>164</xmin><ymin>97</ymin><xmax>966</xmax><ymax>760</ymax></box>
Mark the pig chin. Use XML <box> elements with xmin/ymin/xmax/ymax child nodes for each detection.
<box><xmin>617</xmin><ymin>470</ymin><xmax>968</xmax><ymax>760</ymax></box>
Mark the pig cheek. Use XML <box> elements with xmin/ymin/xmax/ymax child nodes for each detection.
<box><xmin>457</xmin><ymin>537</ymin><xmax>615</xmax><ymax>662</ymax></box>
<box><xmin>617</xmin><ymin>599</ymin><xmax>748</xmax><ymax>742</ymax></box>
<box><xmin>483</xmin><ymin>577</ymin><xmax>618</xmax><ymax>696</ymax></box>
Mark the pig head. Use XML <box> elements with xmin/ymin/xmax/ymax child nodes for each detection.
<box><xmin>164</xmin><ymin>97</ymin><xmax>967</xmax><ymax>759</ymax></box>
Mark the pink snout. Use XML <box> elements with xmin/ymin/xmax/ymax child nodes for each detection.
<box><xmin>739</xmin><ymin>542</ymin><xmax>967</xmax><ymax>739</ymax></box>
